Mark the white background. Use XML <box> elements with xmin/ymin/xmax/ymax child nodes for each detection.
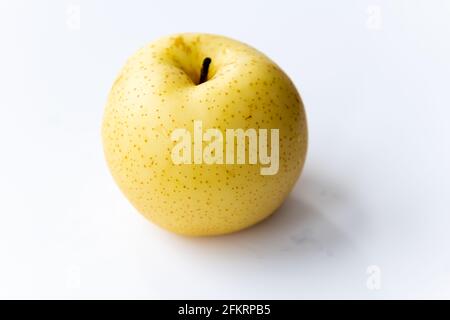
<box><xmin>0</xmin><ymin>0</ymin><xmax>449</xmax><ymax>299</ymax></box>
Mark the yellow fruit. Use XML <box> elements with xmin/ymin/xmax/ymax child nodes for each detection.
<box><xmin>102</xmin><ymin>33</ymin><xmax>307</xmax><ymax>236</ymax></box>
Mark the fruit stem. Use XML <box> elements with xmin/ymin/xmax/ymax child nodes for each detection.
<box><xmin>198</xmin><ymin>57</ymin><xmax>212</xmax><ymax>84</ymax></box>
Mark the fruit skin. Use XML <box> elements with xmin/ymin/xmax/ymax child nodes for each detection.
<box><xmin>102</xmin><ymin>33</ymin><xmax>307</xmax><ymax>236</ymax></box>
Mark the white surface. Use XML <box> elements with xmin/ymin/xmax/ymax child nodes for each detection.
<box><xmin>0</xmin><ymin>0</ymin><xmax>450</xmax><ymax>299</ymax></box>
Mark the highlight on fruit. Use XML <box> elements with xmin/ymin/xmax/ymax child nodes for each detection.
<box><xmin>171</xmin><ymin>120</ymin><xmax>280</xmax><ymax>176</ymax></box>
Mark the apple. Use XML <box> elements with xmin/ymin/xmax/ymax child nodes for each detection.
<box><xmin>102</xmin><ymin>33</ymin><xmax>307</xmax><ymax>236</ymax></box>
